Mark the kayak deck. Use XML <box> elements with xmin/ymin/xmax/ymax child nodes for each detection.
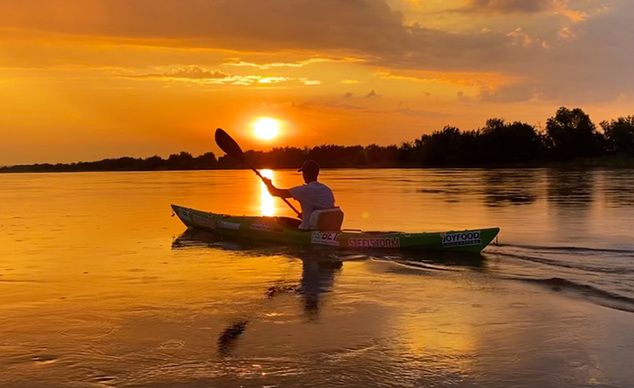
<box><xmin>171</xmin><ymin>204</ymin><xmax>500</xmax><ymax>253</ymax></box>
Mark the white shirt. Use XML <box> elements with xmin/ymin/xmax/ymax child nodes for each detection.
<box><xmin>289</xmin><ymin>181</ymin><xmax>335</xmax><ymax>229</ymax></box>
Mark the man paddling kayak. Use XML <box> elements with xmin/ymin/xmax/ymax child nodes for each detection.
<box><xmin>262</xmin><ymin>160</ymin><xmax>339</xmax><ymax>230</ymax></box>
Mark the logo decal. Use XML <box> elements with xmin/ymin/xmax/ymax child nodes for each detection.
<box><xmin>441</xmin><ymin>231</ymin><xmax>481</xmax><ymax>247</ymax></box>
<box><xmin>347</xmin><ymin>237</ymin><xmax>400</xmax><ymax>248</ymax></box>
<box><xmin>311</xmin><ymin>232</ymin><xmax>340</xmax><ymax>246</ymax></box>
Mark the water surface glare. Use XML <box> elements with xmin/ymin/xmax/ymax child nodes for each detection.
<box><xmin>1</xmin><ymin>168</ymin><xmax>633</xmax><ymax>387</ymax></box>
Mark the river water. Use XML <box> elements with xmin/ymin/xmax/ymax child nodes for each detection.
<box><xmin>1</xmin><ymin>168</ymin><xmax>633</xmax><ymax>387</ymax></box>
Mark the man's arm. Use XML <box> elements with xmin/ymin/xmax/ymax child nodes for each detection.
<box><xmin>262</xmin><ymin>177</ymin><xmax>292</xmax><ymax>198</ymax></box>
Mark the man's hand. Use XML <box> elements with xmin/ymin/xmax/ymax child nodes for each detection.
<box><xmin>261</xmin><ymin>177</ymin><xmax>292</xmax><ymax>199</ymax></box>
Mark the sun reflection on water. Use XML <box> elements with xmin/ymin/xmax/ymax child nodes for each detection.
<box><xmin>260</xmin><ymin>169</ymin><xmax>275</xmax><ymax>216</ymax></box>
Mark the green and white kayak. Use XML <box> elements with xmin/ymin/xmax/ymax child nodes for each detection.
<box><xmin>171</xmin><ymin>204</ymin><xmax>500</xmax><ymax>253</ymax></box>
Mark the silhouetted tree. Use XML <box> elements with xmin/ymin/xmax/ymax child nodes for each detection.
<box><xmin>193</xmin><ymin>152</ymin><xmax>217</xmax><ymax>169</ymax></box>
<box><xmin>397</xmin><ymin>142</ymin><xmax>418</xmax><ymax>164</ymax></box>
<box><xmin>366</xmin><ymin>144</ymin><xmax>399</xmax><ymax>166</ymax></box>
<box><xmin>307</xmin><ymin>145</ymin><xmax>365</xmax><ymax>167</ymax></box>
<box><xmin>167</xmin><ymin>152</ymin><xmax>194</xmax><ymax>170</ymax></box>
<box><xmin>545</xmin><ymin>107</ymin><xmax>605</xmax><ymax>160</ymax></box>
<box><xmin>144</xmin><ymin>155</ymin><xmax>164</xmax><ymax>170</ymax></box>
<box><xmin>416</xmin><ymin>126</ymin><xmax>466</xmax><ymax>166</ymax></box>
<box><xmin>479</xmin><ymin>118</ymin><xmax>544</xmax><ymax>164</ymax></box>
<box><xmin>601</xmin><ymin>116</ymin><xmax>634</xmax><ymax>156</ymax></box>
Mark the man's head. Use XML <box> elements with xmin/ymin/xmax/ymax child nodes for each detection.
<box><xmin>297</xmin><ymin>160</ymin><xmax>320</xmax><ymax>183</ymax></box>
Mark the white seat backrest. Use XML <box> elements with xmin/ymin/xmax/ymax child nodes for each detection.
<box><xmin>308</xmin><ymin>208</ymin><xmax>344</xmax><ymax>231</ymax></box>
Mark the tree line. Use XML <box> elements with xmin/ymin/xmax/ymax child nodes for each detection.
<box><xmin>2</xmin><ymin>106</ymin><xmax>634</xmax><ymax>173</ymax></box>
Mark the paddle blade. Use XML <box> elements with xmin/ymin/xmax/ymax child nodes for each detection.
<box><xmin>214</xmin><ymin>128</ymin><xmax>244</xmax><ymax>158</ymax></box>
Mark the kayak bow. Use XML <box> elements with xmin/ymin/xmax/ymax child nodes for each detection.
<box><xmin>171</xmin><ymin>204</ymin><xmax>499</xmax><ymax>253</ymax></box>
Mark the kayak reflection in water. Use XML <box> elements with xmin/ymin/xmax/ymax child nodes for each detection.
<box><xmin>217</xmin><ymin>254</ymin><xmax>342</xmax><ymax>355</ymax></box>
<box><xmin>299</xmin><ymin>257</ymin><xmax>342</xmax><ymax>320</ymax></box>
<box><xmin>262</xmin><ymin>160</ymin><xmax>342</xmax><ymax>230</ymax></box>
<box><xmin>265</xmin><ymin>256</ymin><xmax>342</xmax><ymax>320</ymax></box>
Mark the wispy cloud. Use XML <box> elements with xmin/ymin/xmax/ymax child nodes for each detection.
<box><xmin>119</xmin><ymin>65</ymin><xmax>320</xmax><ymax>86</ymax></box>
<box><xmin>126</xmin><ymin>66</ymin><xmax>229</xmax><ymax>80</ymax></box>
<box><xmin>222</xmin><ymin>57</ymin><xmax>339</xmax><ymax>69</ymax></box>
<box><xmin>0</xmin><ymin>0</ymin><xmax>631</xmax><ymax>102</ymax></box>
<box><xmin>460</xmin><ymin>0</ymin><xmax>556</xmax><ymax>14</ymax></box>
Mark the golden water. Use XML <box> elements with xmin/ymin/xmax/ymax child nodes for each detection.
<box><xmin>1</xmin><ymin>169</ymin><xmax>633</xmax><ymax>386</ymax></box>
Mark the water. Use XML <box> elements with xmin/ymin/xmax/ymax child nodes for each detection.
<box><xmin>1</xmin><ymin>168</ymin><xmax>633</xmax><ymax>387</ymax></box>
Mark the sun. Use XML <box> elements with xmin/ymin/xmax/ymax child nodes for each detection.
<box><xmin>253</xmin><ymin>117</ymin><xmax>280</xmax><ymax>140</ymax></box>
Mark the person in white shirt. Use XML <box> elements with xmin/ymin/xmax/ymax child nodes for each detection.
<box><xmin>262</xmin><ymin>160</ymin><xmax>336</xmax><ymax>229</ymax></box>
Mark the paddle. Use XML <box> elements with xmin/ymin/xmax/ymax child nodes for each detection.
<box><xmin>214</xmin><ymin>128</ymin><xmax>301</xmax><ymax>217</ymax></box>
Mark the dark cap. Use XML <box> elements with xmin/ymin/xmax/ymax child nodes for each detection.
<box><xmin>297</xmin><ymin>160</ymin><xmax>320</xmax><ymax>175</ymax></box>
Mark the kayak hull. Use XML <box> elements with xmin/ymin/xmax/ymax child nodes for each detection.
<box><xmin>171</xmin><ymin>204</ymin><xmax>500</xmax><ymax>253</ymax></box>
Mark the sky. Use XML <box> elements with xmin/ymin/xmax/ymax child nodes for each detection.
<box><xmin>1</xmin><ymin>0</ymin><xmax>633</xmax><ymax>165</ymax></box>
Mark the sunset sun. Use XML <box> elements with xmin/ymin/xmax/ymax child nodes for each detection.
<box><xmin>253</xmin><ymin>117</ymin><xmax>280</xmax><ymax>141</ymax></box>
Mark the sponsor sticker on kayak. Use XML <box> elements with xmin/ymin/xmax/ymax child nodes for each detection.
<box><xmin>311</xmin><ymin>232</ymin><xmax>340</xmax><ymax>246</ymax></box>
<box><xmin>441</xmin><ymin>231</ymin><xmax>481</xmax><ymax>247</ymax></box>
<box><xmin>347</xmin><ymin>237</ymin><xmax>400</xmax><ymax>248</ymax></box>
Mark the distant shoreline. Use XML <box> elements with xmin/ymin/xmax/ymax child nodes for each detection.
<box><xmin>2</xmin><ymin>155</ymin><xmax>634</xmax><ymax>174</ymax></box>
<box><xmin>3</xmin><ymin>107</ymin><xmax>633</xmax><ymax>173</ymax></box>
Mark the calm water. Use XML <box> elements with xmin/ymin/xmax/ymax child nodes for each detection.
<box><xmin>1</xmin><ymin>168</ymin><xmax>633</xmax><ymax>387</ymax></box>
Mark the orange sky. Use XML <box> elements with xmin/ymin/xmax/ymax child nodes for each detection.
<box><xmin>1</xmin><ymin>0</ymin><xmax>633</xmax><ymax>165</ymax></box>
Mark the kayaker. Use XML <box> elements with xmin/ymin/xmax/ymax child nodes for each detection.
<box><xmin>262</xmin><ymin>160</ymin><xmax>337</xmax><ymax>229</ymax></box>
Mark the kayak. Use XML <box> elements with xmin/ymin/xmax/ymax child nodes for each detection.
<box><xmin>171</xmin><ymin>204</ymin><xmax>500</xmax><ymax>253</ymax></box>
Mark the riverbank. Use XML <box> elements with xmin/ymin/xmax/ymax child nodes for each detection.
<box><xmin>2</xmin><ymin>154</ymin><xmax>634</xmax><ymax>173</ymax></box>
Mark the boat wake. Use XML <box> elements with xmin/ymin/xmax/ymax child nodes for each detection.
<box><xmin>484</xmin><ymin>243</ymin><xmax>634</xmax><ymax>313</ymax></box>
<box><xmin>363</xmin><ymin>243</ymin><xmax>634</xmax><ymax>314</ymax></box>
<box><xmin>506</xmin><ymin>276</ymin><xmax>634</xmax><ymax>313</ymax></box>
<box><xmin>173</xmin><ymin>230</ymin><xmax>634</xmax><ymax>314</ymax></box>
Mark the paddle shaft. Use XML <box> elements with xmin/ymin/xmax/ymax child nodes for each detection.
<box><xmin>214</xmin><ymin>128</ymin><xmax>301</xmax><ymax>217</ymax></box>
<box><xmin>244</xmin><ymin>159</ymin><xmax>301</xmax><ymax>217</ymax></box>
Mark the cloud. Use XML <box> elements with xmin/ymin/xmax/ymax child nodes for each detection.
<box><xmin>222</xmin><ymin>57</ymin><xmax>357</xmax><ymax>69</ymax></box>
<box><xmin>0</xmin><ymin>0</ymin><xmax>503</xmax><ymax>72</ymax></box>
<box><xmin>0</xmin><ymin>1</ymin><xmax>563</xmax><ymax>75</ymax></box>
<box><xmin>292</xmin><ymin>100</ymin><xmax>366</xmax><ymax>112</ymax></box>
<box><xmin>120</xmin><ymin>66</ymin><xmax>320</xmax><ymax>86</ymax></box>
<box><xmin>1</xmin><ymin>0</ymin><xmax>632</xmax><ymax>102</ymax></box>
<box><xmin>0</xmin><ymin>0</ymin><xmax>408</xmax><ymax>52</ymax></box>
<box><xmin>128</xmin><ymin>66</ymin><xmax>228</xmax><ymax>80</ymax></box>
<box><xmin>396</xmin><ymin>106</ymin><xmax>447</xmax><ymax>117</ymax></box>
<box><xmin>478</xmin><ymin>82</ymin><xmax>538</xmax><ymax>103</ymax></box>
<box><xmin>462</xmin><ymin>0</ymin><xmax>556</xmax><ymax>13</ymax></box>
<box><xmin>505</xmin><ymin>28</ymin><xmax>549</xmax><ymax>48</ymax></box>
<box><xmin>453</xmin><ymin>0</ymin><xmax>594</xmax><ymax>30</ymax></box>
